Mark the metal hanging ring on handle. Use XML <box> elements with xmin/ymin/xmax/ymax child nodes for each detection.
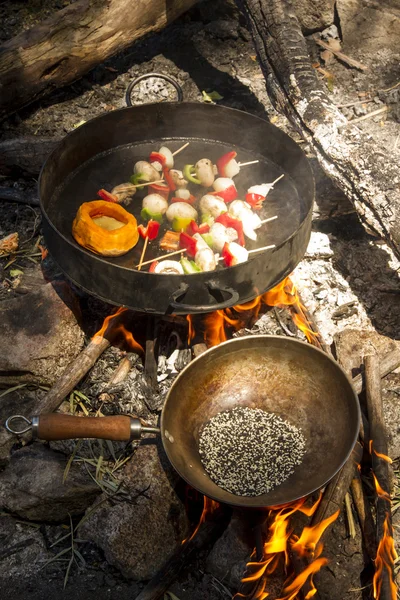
<box><xmin>5</xmin><ymin>415</ymin><xmax>32</xmax><ymax>435</ymax></box>
<box><xmin>125</xmin><ymin>73</ymin><xmax>184</xmax><ymax>107</ymax></box>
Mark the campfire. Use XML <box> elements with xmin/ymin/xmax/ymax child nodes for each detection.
<box><xmin>3</xmin><ymin>265</ymin><xmax>397</xmax><ymax>599</ymax></box>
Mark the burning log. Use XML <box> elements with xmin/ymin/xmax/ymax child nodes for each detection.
<box><xmin>364</xmin><ymin>354</ymin><xmax>397</xmax><ymax>600</ymax></box>
<box><xmin>0</xmin><ymin>0</ymin><xmax>199</xmax><ymax>120</ymax></box>
<box><xmin>350</xmin><ymin>470</ymin><xmax>377</xmax><ymax>562</ymax></box>
<box><xmin>235</xmin><ymin>0</ymin><xmax>400</xmax><ymax>259</ymax></box>
<box><xmin>135</xmin><ymin>499</ymin><xmax>229</xmax><ymax>600</ymax></box>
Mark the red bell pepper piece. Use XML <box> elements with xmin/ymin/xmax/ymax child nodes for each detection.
<box><xmin>163</xmin><ymin>167</ymin><xmax>177</xmax><ymax>192</ymax></box>
<box><xmin>170</xmin><ymin>194</ymin><xmax>197</xmax><ymax>206</ymax></box>
<box><xmin>148</xmin><ymin>183</ymin><xmax>170</xmax><ymax>199</ymax></box>
<box><xmin>215</xmin><ymin>213</ymin><xmax>245</xmax><ymax>246</ymax></box>
<box><xmin>222</xmin><ymin>242</ymin><xmax>235</xmax><ymax>267</ymax></box>
<box><xmin>149</xmin><ymin>152</ymin><xmax>167</xmax><ymax>166</ymax></box>
<box><xmin>186</xmin><ymin>220</ymin><xmax>210</xmax><ymax>237</ymax></box>
<box><xmin>179</xmin><ymin>232</ymin><xmax>197</xmax><ymax>258</ymax></box>
<box><xmin>97</xmin><ymin>188</ymin><xmax>118</xmax><ymax>203</ymax></box>
<box><xmin>138</xmin><ymin>220</ymin><xmax>160</xmax><ymax>241</ymax></box>
<box><xmin>149</xmin><ymin>260</ymin><xmax>159</xmax><ymax>273</ymax></box>
<box><xmin>210</xmin><ymin>185</ymin><xmax>237</xmax><ymax>203</ymax></box>
<box><xmin>216</xmin><ymin>151</ymin><xmax>237</xmax><ymax>177</ymax></box>
<box><xmin>245</xmin><ymin>192</ymin><xmax>264</xmax><ymax>210</ymax></box>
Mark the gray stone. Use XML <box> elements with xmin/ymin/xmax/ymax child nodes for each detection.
<box><xmin>292</xmin><ymin>0</ymin><xmax>335</xmax><ymax>32</ymax></box>
<box><xmin>0</xmin><ymin>443</ymin><xmax>100</xmax><ymax>521</ymax></box>
<box><xmin>0</xmin><ymin>515</ymin><xmax>50</xmax><ymax>577</ymax></box>
<box><xmin>80</xmin><ymin>440</ymin><xmax>189</xmax><ymax>580</ymax></box>
<box><xmin>0</xmin><ymin>282</ymin><xmax>84</xmax><ymax>386</ymax></box>
<box><xmin>336</xmin><ymin>0</ymin><xmax>400</xmax><ymax>51</ymax></box>
<box><xmin>206</xmin><ymin>514</ymin><xmax>252</xmax><ymax>588</ymax></box>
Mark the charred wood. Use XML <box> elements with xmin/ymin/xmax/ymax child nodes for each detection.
<box><xmin>364</xmin><ymin>354</ymin><xmax>394</xmax><ymax>600</ymax></box>
<box><xmin>235</xmin><ymin>0</ymin><xmax>400</xmax><ymax>260</ymax></box>
<box><xmin>352</xmin><ymin>348</ymin><xmax>400</xmax><ymax>395</ymax></box>
<box><xmin>350</xmin><ymin>471</ymin><xmax>377</xmax><ymax>563</ymax></box>
<box><xmin>0</xmin><ymin>137</ymin><xmax>61</xmax><ymax>176</ymax></box>
<box><xmin>0</xmin><ymin>187</ymin><xmax>39</xmax><ymax>207</ymax></box>
<box><xmin>0</xmin><ymin>0</ymin><xmax>199</xmax><ymax>120</ymax></box>
<box><xmin>310</xmin><ymin>442</ymin><xmax>363</xmax><ymax>529</ymax></box>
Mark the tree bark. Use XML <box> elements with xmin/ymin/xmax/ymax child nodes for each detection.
<box><xmin>0</xmin><ymin>0</ymin><xmax>199</xmax><ymax>120</ymax></box>
<box><xmin>0</xmin><ymin>137</ymin><xmax>61</xmax><ymax>176</ymax></box>
<box><xmin>235</xmin><ymin>0</ymin><xmax>400</xmax><ymax>260</ymax></box>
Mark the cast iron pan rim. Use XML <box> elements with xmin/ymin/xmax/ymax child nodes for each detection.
<box><xmin>160</xmin><ymin>334</ymin><xmax>361</xmax><ymax>508</ymax></box>
<box><xmin>38</xmin><ymin>102</ymin><xmax>313</xmax><ymax>276</ymax></box>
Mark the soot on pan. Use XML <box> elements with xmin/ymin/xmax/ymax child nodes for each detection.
<box><xmin>198</xmin><ymin>407</ymin><xmax>306</xmax><ymax>496</ymax></box>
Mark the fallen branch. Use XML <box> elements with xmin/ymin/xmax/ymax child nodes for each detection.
<box><xmin>0</xmin><ymin>0</ymin><xmax>199</xmax><ymax>120</ymax></box>
<box><xmin>235</xmin><ymin>0</ymin><xmax>400</xmax><ymax>259</ymax></box>
<box><xmin>313</xmin><ymin>37</ymin><xmax>368</xmax><ymax>71</ymax></box>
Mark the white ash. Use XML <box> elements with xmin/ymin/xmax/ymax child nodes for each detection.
<box><xmin>199</xmin><ymin>407</ymin><xmax>306</xmax><ymax>497</ymax></box>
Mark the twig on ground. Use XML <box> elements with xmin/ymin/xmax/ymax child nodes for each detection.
<box><xmin>313</xmin><ymin>37</ymin><xmax>368</xmax><ymax>71</ymax></box>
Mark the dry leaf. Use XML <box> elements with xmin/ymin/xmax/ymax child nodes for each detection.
<box><xmin>202</xmin><ymin>90</ymin><xmax>224</xmax><ymax>103</ymax></box>
<box><xmin>320</xmin><ymin>49</ymin><xmax>334</xmax><ymax>65</ymax></box>
<box><xmin>0</xmin><ymin>232</ymin><xmax>19</xmax><ymax>255</ymax></box>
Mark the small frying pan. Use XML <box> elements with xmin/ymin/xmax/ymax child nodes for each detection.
<box><xmin>6</xmin><ymin>336</ymin><xmax>360</xmax><ymax>508</ymax></box>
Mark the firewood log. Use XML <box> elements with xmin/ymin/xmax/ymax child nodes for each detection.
<box><xmin>235</xmin><ymin>0</ymin><xmax>400</xmax><ymax>260</ymax></box>
<box><xmin>0</xmin><ymin>0</ymin><xmax>199</xmax><ymax>120</ymax></box>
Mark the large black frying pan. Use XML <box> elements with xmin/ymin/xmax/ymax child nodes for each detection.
<box><xmin>6</xmin><ymin>336</ymin><xmax>360</xmax><ymax>508</ymax></box>
<box><xmin>39</xmin><ymin>74</ymin><xmax>314</xmax><ymax>315</ymax></box>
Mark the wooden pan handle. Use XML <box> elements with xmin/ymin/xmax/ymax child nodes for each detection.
<box><xmin>34</xmin><ymin>414</ymin><xmax>133</xmax><ymax>441</ymax></box>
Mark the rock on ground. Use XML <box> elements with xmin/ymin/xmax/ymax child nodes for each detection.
<box><xmin>0</xmin><ymin>443</ymin><xmax>100</xmax><ymax>521</ymax></box>
<box><xmin>0</xmin><ymin>515</ymin><xmax>49</xmax><ymax>578</ymax></box>
<box><xmin>0</xmin><ymin>282</ymin><xmax>84</xmax><ymax>386</ymax></box>
<box><xmin>80</xmin><ymin>440</ymin><xmax>190</xmax><ymax>580</ymax></box>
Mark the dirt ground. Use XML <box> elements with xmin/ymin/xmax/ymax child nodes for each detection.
<box><xmin>0</xmin><ymin>1</ymin><xmax>399</xmax><ymax>599</ymax></box>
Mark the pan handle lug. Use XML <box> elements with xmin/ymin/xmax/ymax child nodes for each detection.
<box><xmin>167</xmin><ymin>281</ymin><xmax>240</xmax><ymax>314</ymax></box>
<box><xmin>125</xmin><ymin>73</ymin><xmax>184</xmax><ymax>107</ymax></box>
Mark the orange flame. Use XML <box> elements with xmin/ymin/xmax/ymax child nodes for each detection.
<box><xmin>187</xmin><ymin>277</ymin><xmax>320</xmax><ymax>351</ymax></box>
<box><xmin>369</xmin><ymin>440</ymin><xmax>393</xmax><ymax>464</ymax></box>
<box><xmin>372</xmin><ymin>473</ymin><xmax>391</xmax><ymax>502</ymax></box>
<box><xmin>92</xmin><ymin>307</ymin><xmax>144</xmax><ymax>354</ymax></box>
<box><xmin>261</xmin><ymin>278</ymin><xmax>319</xmax><ymax>345</ymax></box>
<box><xmin>234</xmin><ymin>496</ymin><xmax>338</xmax><ymax>600</ymax></box>
<box><xmin>373</xmin><ymin>513</ymin><xmax>398</xmax><ymax>599</ymax></box>
<box><xmin>182</xmin><ymin>496</ymin><xmax>219</xmax><ymax>544</ymax></box>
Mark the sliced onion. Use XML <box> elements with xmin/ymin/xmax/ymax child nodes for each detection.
<box><xmin>224</xmin><ymin>159</ymin><xmax>240</xmax><ymax>179</ymax></box>
<box><xmin>159</xmin><ymin>146</ymin><xmax>174</xmax><ymax>169</ymax></box>
<box><xmin>228</xmin><ymin>242</ymin><xmax>249</xmax><ymax>265</ymax></box>
<box><xmin>154</xmin><ymin>260</ymin><xmax>184</xmax><ymax>274</ymax></box>
<box><xmin>213</xmin><ymin>177</ymin><xmax>235</xmax><ymax>192</ymax></box>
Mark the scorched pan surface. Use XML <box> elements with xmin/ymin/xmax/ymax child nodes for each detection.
<box><xmin>39</xmin><ymin>103</ymin><xmax>314</xmax><ymax>313</ymax></box>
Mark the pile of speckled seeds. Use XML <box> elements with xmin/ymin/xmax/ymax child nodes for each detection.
<box><xmin>198</xmin><ymin>406</ymin><xmax>306</xmax><ymax>496</ymax></box>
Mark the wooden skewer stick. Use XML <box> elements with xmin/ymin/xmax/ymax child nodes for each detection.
<box><xmin>259</xmin><ymin>215</ymin><xmax>278</xmax><ymax>225</ymax></box>
<box><xmin>248</xmin><ymin>244</ymin><xmax>276</xmax><ymax>254</ymax></box>
<box><xmin>137</xmin><ymin>236</ymin><xmax>149</xmax><ymax>271</ymax></box>
<box><xmin>134</xmin><ymin>179</ymin><xmax>165</xmax><ymax>189</ymax></box>
<box><xmin>237</xmin><ymin>159</ymin><xmax>259</xmax><ymax>167</ymax></box>
<box><xmin>172</xmin><ymin>142</ymin><xmax>190</xmax><ymax>156</ymax></box>
<box><xmin>135</xmin><ymin>248</ymin><xmax>186</xmax><ymax>268</ymax></box>
<box><xmin>270</xmin><ymin>173</ymin><xmax>285</xmax><ymax>186</ymax></box>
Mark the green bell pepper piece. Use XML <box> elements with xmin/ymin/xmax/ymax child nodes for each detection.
<box><xmin>141</xmin><ymin>207</ymin><xmax>163</xmax><ymax>223</ymax></box>
<box><xmin>183</xmin><ymin>164</ymin><xmax>201</xmax><ymax>185</ymax></box>
<box><xmin>181</xmin><ymin>257</ymin><xmax>201</xmax><ymax>274</ymax></box>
